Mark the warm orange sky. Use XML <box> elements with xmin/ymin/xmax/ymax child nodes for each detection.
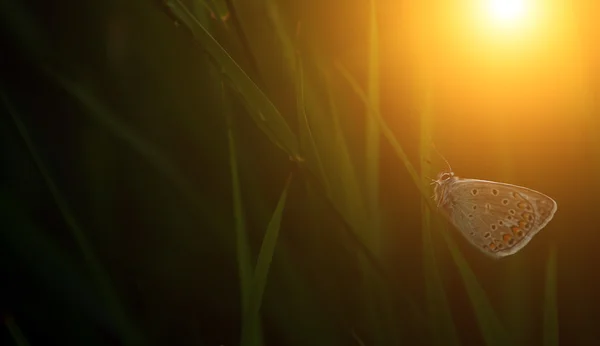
<box><xmin>378</xmin><ymin>0</ymin><xmax>597</xmax><ymax>148</ymax></box>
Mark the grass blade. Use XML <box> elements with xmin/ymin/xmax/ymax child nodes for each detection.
<box><xmin>162</xmin><ymin>0</ymin><xmax>299</xmax><ymax>158</ymax></box>
<box><xmin>1</xmin><ymin>92</ymin><xmax>141</xmax><ymax>346</ymax></box>
<box><xmin>543</xmin><ymin>246</ymin><xmax>559</xmax><ymax>346</ymax></box>
<box><xmin>336</xmin><ymin>63</ymin><xmax>512</xmax><ymax>346</ymax></box>
<box><xmin>264</xmin><ymin>0</ymin><xmax>368</xmax><ymax>234</ymax></box>
<box><xmin>420</xmin><ymin>90</ymin><xmax>460</xmax><ymax>346</ymax></box>
<box><xmin>335</xmin><ymin>63</ymin><xmax>421</xmax><ymax>189</ymax></box>
<box><xmin>224</xmin><ymin>84</ymin><xmax>263</xmax><ymax>346</ymax></box>
<box><xmin>295</xmin><ymin>54</ymin><xmax>331</xmax><ymax>196</ymax></box>
<box><xmin>320</xmin><ymin>66</ymin><xmax>368</xmax><ymax>232</ymax></box>
<box><xmin>365</xmin><ymin>0</ymin><xmax>381</xmax><ymax>251</ymax></box>
<box><xmin>241</xmin><ymin>173</ymin><xmax>293</xmax><ymax>346</ymax></box>
<box><xmin>227</xmin><ymin>104</ymin><xmax>252</xmax><ymax>306</ymax></box>
<box><xmin>441</xmin><ymin>228</ymin><xmax>512</xmax><ymax>346</ymax></box>
<box><xmin>4</xmin><ymin>315</ymin><xmax>31</xmax><ymax>346</ymax></box>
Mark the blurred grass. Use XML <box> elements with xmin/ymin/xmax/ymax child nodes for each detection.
<box><xmin>0</xmin><ymin>0</ymin><xmax>572</xmax><ymax>345</ymax></box>
<box><xmin>365</xmin><ymin>0</ymin><xmax>381</xmax><ymax>252</ymax></box>
<box><xmin>2</xmin><ymin>92</ymin><xmax>142</xmax><ymax>346</ymax></box>
<box><xmin>241</xmin><ymin>173</ymin><xmax>292</xmax><ymax>346</ymax></box>
<box><xmin>336</xmin><ymin>62</ymin><xmax>513</xmax><ymax>346</ymax></box>
<box><xmin>226</xmin><ymin>85</ymin><xmax>263</xmax><ymax>345</ymax></box>
<box><xmin>4</xmin><ymin>316</ymin><xmax>31</xmax><ymax>346</ymax></box>
<box><xmin>543</xmin><ymin>246</ymin><xmax>558</xmax><ymax>346</ymax></box>
<box><xmin>419</xmin><ymin>90</ymin><xmax>460</xmax><ymax>346</ymax></box>
<box><xmin>295</xmin><ymin>55</ymin><xmax>331</xmax><ymax>196</ymax></box>
<box><xmin>163</xmin><ymin>0</ymin><xmax>299</xmax><ymax>158</ymax></box>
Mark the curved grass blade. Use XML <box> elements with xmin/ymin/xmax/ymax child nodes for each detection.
<box><xmin>543</xmin><ymin>245</ymin><xmax>558</xmax><ymax>346</ymax></box>
<box><xmin>162</xmin><ymin>0</ymin><xmax>299</xmax><ymax>158</ymax></box>
<box><xmin>265</xmin><ymin>0</ymin><xmax>368</xmax><ymax>237</ymax></box>
<box><xmin>335</xmin><ymin>63</ymin><xmax>513</xmax><ymax>346</ymax></box>
<box><xmin>225</xmin><ymin>84</ymin><xmax>263</xmax><ymax>346</ymax></box>
<box><xmin>241</xmin><ymin>173</ymin><xmax>293</xmax><ymax>346</ymax></box>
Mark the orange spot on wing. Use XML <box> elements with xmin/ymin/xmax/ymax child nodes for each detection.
<box><xmin>522</xmin><ymin>213</ymin><xmax>533</xmax><ymax>222</ymax></box>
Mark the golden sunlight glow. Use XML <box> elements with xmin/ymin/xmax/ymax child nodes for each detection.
<box><xmin>487</xmin><ymin>0</ymin><xmax>527</xmax><ymax>26</ymax></box>
<box><xmin>474</xmin><ymin>0</ymin><xmax>538</xmax><ymax>36</ymax></box>
<box><xmin>393</xmin><ymin>0</ymin><xmax>587</xmax><ymax>142</ymax></box>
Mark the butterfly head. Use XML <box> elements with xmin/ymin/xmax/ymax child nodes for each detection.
<box><xmin>431</xmin><ymin>170</ymin><xmax>456</xmax><ymax>207</ymax></box>
<box><xmin>437</xmin><ymin>171</ymin><xmax>454</xmax><ymax>182</ymax></box>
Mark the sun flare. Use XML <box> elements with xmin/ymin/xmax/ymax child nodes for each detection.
<box><xmin>485</xmin><ymin>0</ymin><xmax>529</xmax><ymax>29</ymax></box>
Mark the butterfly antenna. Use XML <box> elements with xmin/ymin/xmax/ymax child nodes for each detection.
<box><xmin>430</xmin><ymin>142</ymin><xmax>452</xmax><ymax>173</ymax></box>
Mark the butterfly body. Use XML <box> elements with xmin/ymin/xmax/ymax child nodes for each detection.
<box><xmin>432</xmin><ymin>171</ymin><xmax>557</xmax><ymax>258</ymax></box>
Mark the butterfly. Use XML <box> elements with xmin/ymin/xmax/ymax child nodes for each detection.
<box><xmin>431</xmin><ymin>170</ymin><xmax>557</xmax><ymax>258</ymax></box>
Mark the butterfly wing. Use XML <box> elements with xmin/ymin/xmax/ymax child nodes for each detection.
<box><xmin>443</xmin><ymin>178</ymin><xmax>557</xmax><ymax>258</ymax></box>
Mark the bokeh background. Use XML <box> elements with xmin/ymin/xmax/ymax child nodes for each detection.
<box><xmin>1</xmin><ymin>0</ymin><xmax>599</xmax><ymax>345</ymax></box>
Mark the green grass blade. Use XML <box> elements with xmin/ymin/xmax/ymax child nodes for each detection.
<box><xmin>39</xmin><ymin>71</ymin><xmax>206</xmax><ymax>208</ymax></box>
<box><xmin>163</xmin><ymin>0</ymin><xmax>299</xmax><ymax>158</ymax></box>
<box><xmin>320</xmin><ymin>66</ymin><xmax>368</xmax><ymax>231</ymax></box>
<box><xmin>224</xmin><ymin>84</ymin><xmax>263</xmax><ymax>346</ymax></box>
<box><xmin>265</xmin><ymin>0</ymin><xmax>298</xmax><ymax>76</ymax></box>
<box><xmin>241</xmin><ymin>173</ymin><xmax>293</xmax><ymax>346</ymax></box>
<box><xmin>335</xmin><ymin>63</ymin><xmax>420</xmax><ymax>188</ymax></box>
<box><xmin>365</xmin><ymin>0</ymin><xmax>381</xmax><ymax>251</ymax></box>
<box><xmin>336</xmin><ymin>63</ymin><xmax>512</xmax><ymax>346</ymax></box>
<box><xmin>422</xmin><ymin>205</ymin><xmax>460</xmax><ymax>346</ymax></box>
<box><xmin>4</xmin><ymin>315</ymin><xmax>31</xmax><ymax>346</ymax></box>
<box><xmin>295</xmin><ymin>54</ymin><xmax>331</xmax><ymax>196</ymax></box>
<box><xmin>226</xmin><ymin>98</ymin><xmax>253</xmax><ymax>311</ymax></box>
<box><xmin>441</xmin><ymin>228</ymin><xmax>513</xmax><ymax>346</ymax></box>
<box><xmin>263</xmin><ymin>0</ymin><xmax>368</xmax><ymax>234</ymax></box>
<box><xmin>1</xmin><ymin>93</ymin><xmax>141</xmax><ymax>346</ymax></box>
<box><xmin>543</xmin><ymin>246</ymin><xmax>559</xmax><ymax>346</ymax></box>
<box><xmin>420</xmin><ymin>91</ymin><xmax>460</xmax><ymax>346</ymax></box>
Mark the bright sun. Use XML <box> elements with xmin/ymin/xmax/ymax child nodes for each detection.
<box><xmin>486</xmin><ymin>0</ymin><xmax>528</xmax><ymax>28</ymax></box>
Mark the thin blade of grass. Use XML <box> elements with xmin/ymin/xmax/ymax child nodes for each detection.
<box><xmin>358</xmin><ymin>5</ymin><xmax>393</xmax><ymax>339</ymax></box>
<box><xmin>365</xmin><ymin>0</ymin><xmax>381</xmax><ymax>251</ymax></box>
<box><xmin>422</xmin><ymin>205</ymin><xmax>461</xmax><ymax>346</ymax></box>
<box><xmin>335</xmin><ymin>63</ymin><xmax>512</xmax><ymax>346</ymax></box>
<box><xmin>334</xmin><ymin>63</ymin><xmax>420</xmax><ymax>188</ymax></box>
<box><xmin>320</xmin><ymin>66</ymin><xmax>368</xmax><ymax>232</ymax></box>
<box><xmin>241</xmin><ymin>173</ymin><xmax>293</xmax><ymax>346</ymax></box>
<box><xmin>4</xmin><ymin>315</ymin><xmax>31</xmax><ymax>346</ymax></box>
<box><xmin>226</xmin><ymin>96</ymin><xmax>252</xmax><ymax>306</ymax></box>
<box><xmin>441</xmin><ymin>228</ymin><xmax>513</xmax><ymax>346</ymax></box>
<box><xmin>265</xmin><ymin>0</ymin><xmax>297</xmax><ymax>75</ymax></box>
<box><xmin>264</xmin><ymin>0</ymin><xmax>367</xmax><ymax>233</ymax></box>
<box><xmin>163</xmin><ymin>0</ymin><xmax>299</xmax><ymax>158</ymax></box>
<box><xmin>39</xmin><ymin>71</ymin><xmax>209</xmax><ymax>210</ymax></box>
<box><xmin>420</xmin><ymin>90</ymin><xmax>460</xmax><ymax>346</ymax></box>
<box><xmin>295</xmin><ymin>54</ymin><xmax>331</xmax><ymax>197</ymax></box>
<box><xmin>225</xmin><ymin>84</ymin><xmax>263</xmax><ymax>346</ymax></box>
<box><xmin>543</xmin><ymin>245</ymin><xmax>558</xmax><ymax>346</ymax></box>
<box><xmin>1</xmin><ymin>92</ymin><xmax>141</xmax><ymax>346</ymax></box>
